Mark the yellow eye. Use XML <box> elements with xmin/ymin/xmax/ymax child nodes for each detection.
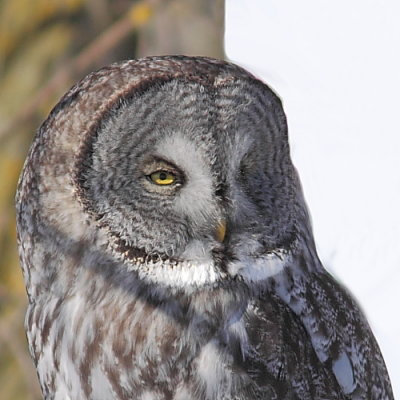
<box><xmin>149</xmin><ymin>170</ymin><xmax>176</xmax><ymax>185</ymax></box>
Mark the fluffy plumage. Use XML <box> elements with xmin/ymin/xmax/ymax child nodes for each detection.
<box><xmin>16</xmin><ymin>56</ymin><xmax>393</xmax><ymax>399</ymax></box>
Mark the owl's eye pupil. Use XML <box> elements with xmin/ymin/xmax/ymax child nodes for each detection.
<box><xmin>159</xmin><ymin>172</ymin><xmax>167</xmax><ymax>180</ymax></box>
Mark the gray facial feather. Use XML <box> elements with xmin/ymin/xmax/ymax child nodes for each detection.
<box><xmin>16</xmin><ymin>56</ymin><xmax>393</xmax><ymax>400</ymax></box>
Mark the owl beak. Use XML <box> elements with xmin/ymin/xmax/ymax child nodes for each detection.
<box><xmin>215</xmin><ymin>219</ymin><xmax>227</xmax><ymax>243</ymax></box>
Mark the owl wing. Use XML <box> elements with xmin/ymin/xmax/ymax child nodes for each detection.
<box><xmin>270</xmin><ymin>264</ymin><xmax>394</xmax><ymax>400</ymax></box>
<box><xmin>241</xmin><ymin>292</ymin><xmax>348</xmax><ymax>400</ymax></box>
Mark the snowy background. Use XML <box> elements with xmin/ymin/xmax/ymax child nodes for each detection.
<box><xmin>225</xmin><ymin>0</ymin><xmax>400</xmax><ymax>396</ymax></box>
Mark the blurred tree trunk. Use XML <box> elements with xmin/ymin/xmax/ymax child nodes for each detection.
<box><xmin>137</xmin><ymin>0</ymin><xmax>225</xmax><ymax>59</ymax></box>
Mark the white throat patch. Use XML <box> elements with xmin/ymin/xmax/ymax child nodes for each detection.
<box><xmin>126</xmin><ymin>249</ymin><xmax>290</xmax><ymax>289</ymax></box>
<box><xmin>228</xmin><ymin>250</ymin><xmax>290</xmax><ymax>282</ymax></box>
<box><xmin>128</xmin><ymin>258</ymin><xmax>223</xmax><ymax>288</ymax></box>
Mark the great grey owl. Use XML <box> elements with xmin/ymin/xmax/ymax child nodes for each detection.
<box><xmin>16</xmin><ymin>56</ymin><xmax>393</xmax><ymax>400</ymax></box>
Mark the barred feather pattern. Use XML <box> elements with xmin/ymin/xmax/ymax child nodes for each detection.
<box><xmin>25</xmin><ymin>261</ymin><xmax>346</xmax><ymax>400</ymax></box>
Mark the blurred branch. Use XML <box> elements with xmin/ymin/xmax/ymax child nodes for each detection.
<box><xmin>0</xmin><ymin>0</ymin><xmax>156</xmax><ymax>144</ymax></box>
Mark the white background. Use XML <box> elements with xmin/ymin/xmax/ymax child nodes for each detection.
<box><xmin>226</xmin><ymin>1</ymin><xmax>400</xmax><ymax>396</ymax></box>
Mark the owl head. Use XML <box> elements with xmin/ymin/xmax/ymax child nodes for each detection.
<box><xmin>17</xmin><ymin>56</ymin><xmax>312</xmax><ymax>293</ymax></box>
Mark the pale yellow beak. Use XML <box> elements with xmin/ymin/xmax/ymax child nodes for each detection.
<box><xmin>215</xmin><ymin>220</ymin><xmax>227</xmax><ymax>243</ymax></box>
